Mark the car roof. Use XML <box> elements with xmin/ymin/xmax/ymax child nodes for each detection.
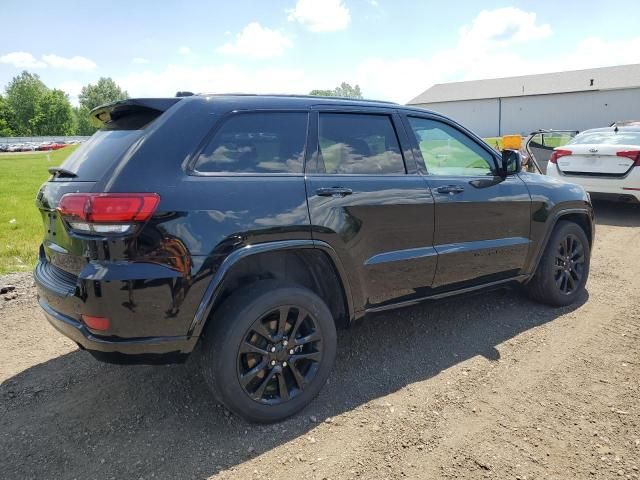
<box><xmin>196</xmin><ymin>93</ymin><xmax>399</xmax><ymax>109</ymax></box>
<box><xmin>187</xmin><ymin>93</ymin><xmax>442</xmax><ymax>116</ymax></box>
<box><xmin>579</xmin><ymin>126</ymin><xmax>640</xmax><ymax>134</ymax></box>
<box><xmin>94</xmin><ymin>94</ymin><xmax>445</xmax><ymax>123</ymax></box>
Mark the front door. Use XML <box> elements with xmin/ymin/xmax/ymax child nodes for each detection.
<box><xmin>305</xmin><ymin>109</ymin><xmax>436</xmax><ymax>311</ymax></box>
<box><xmin>404</xmin><ymin>115</ymin><xmax>531</xmax><ymax>289</ymax></box>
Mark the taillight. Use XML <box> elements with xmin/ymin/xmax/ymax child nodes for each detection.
<box><xmin>549</xmin><ymin>149</ymin><xmax>572</xmax><ymax>164</ymax></box>
<box><xmin>57</xmin><ymin>193</ymin><xmax>160</xmax><ymax>234</ymax></box>
<box><xmin>616</xmin><ymin>150</ymin><xmax>640</xmax><ymax>166</ymax></box>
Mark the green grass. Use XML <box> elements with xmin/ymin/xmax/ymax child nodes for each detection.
<box><xmin>0</xmin><ymin>146</ymin><xmax>78</xmax><ymax>274</ymax></box>
<box><xmin>483</xmin><ymin>137</ymin><xmax>503</xmax><ymax>150</ymax></box>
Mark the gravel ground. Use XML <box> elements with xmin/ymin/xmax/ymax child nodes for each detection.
<box><xmin>1</xmin><ymin>200</ymin><xmax>639</xmax><ymax>480</ymax></box>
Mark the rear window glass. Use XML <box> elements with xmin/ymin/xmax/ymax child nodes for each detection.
<box><xmin>56</xmin><ymin>107</ymin><xmax>162</xmax><ymax>181</ymax></box>
<box><xmin>569</xmin><ymin>130</ymin><xmax>640</xmax><ymax>145</ymax></box>
<box><xmin>56</xmin><ymin>129</ymin><xmax>144</xmax><ymax>181</ymax></box>
<box><xmin>194</xmin><ymin>112</ymin><xmax>308</xmax><ymax>174</ymax></box>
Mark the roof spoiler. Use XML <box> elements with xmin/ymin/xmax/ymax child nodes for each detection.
<box><xmin>89</xmin><ymin>98</ymin><xmax>182</xmax><ymax>127</ymax></box>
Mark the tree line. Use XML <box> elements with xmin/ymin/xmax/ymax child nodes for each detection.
<box><xmin>0</xmin><ymin>71</ymin><xmax>128</xmax><ymax>137</ymax></box>
<box><xmin>0</xmin><ymin>73</ymin><xmax>363</xmax><ymax>138</ymax></box>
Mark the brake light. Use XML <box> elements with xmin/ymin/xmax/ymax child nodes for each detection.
<box><xmin>549</xmin><ymin>149</ymin><xmax>572</xmax><ymax>164</ymax></box>
<box><xmin>616</xmin><ymin>150</ymin><xmax>640</xmax><ymax>166</ymax></box>
<box><xmin>58</xmin><ymin>193</ymin><xmax>160</xmax><ymax>234</ymax></box>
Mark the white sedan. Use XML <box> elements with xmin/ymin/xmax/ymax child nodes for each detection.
<box><xmin>546</xmin><ymin>127</ymin><xmax>640</xmax><ymax>203</ymax></box>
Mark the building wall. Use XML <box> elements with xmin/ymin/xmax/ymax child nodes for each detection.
<box><xmin>413</xmin><ymin>87</ymin><xmax>640</xmax><ymax>137</ymax></box>
<box><xmin>500</xmin><ymin>88</ymin><xmax>640</xmax><ymax>135</ymax></box>
<box><xmin>413</xmin><ymin>98</ymin><xmax>499</xmax><ymax>137</ymax></box>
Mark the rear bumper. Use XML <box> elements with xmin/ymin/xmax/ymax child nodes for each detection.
<box><xmin>39</xmin><ymin>297</ymin><xmax>194</xmax><ymax>363</ymax></box>
<box><xmin>547</xmin><ymin>164</ymin><xmax>640</xmax><ymax>202</ymax></box>
<box><xmin>34</xmin><ymin>255</ymin><xmax>201</xmax><ymax>364</ymax></box>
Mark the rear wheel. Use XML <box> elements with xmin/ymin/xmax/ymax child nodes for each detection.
<box><xmin>200</xmin><ymin>280</ymin><xmax>337</xmax><ymax>423</ymax></box>
<box><xmin>526</xmin><ymin>220</ymin><xmax>590</xmax><ymax>306</ymax></box>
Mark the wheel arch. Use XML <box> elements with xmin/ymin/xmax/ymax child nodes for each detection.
<box><xmin>189</xmin><ymin>240</ymin><xmax>355</xmax><ymax>337</ymax></box>
<box><xmin>527</xmin><ymin>207</ymin><xmax>594</xmax><ymax>278</ymax></box>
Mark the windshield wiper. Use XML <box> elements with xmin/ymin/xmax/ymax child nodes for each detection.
<box><xmin>48</xmin><ymin>167</ymin><xmax>77</xmax><ymax>178</ymax></box>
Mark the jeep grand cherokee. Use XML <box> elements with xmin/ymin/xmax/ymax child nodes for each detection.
<box><xmin>35</xmin><ymin>94</ymin><xmax>594</xmax><ymax>422</ymax></box>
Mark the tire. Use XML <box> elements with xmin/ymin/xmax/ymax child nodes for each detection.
<box><xmin>526</xmin><ymin>220</ymin><xmax>590</xmax><ymax>307</ymax></box>
<box><xmin>200</xmin><ymin>280</ymin><xmax>337</xmax><ymax>423</ymax></box>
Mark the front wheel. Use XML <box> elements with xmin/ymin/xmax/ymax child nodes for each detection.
<box><xmin>526</xmin><ymin>220</ymin><xmax>590</xmax><ymax>307</ymax></box>
<box><xmin>200</xmin><ymin>280</ymin><xmax>337</xmax><ymax>423</ymax></box>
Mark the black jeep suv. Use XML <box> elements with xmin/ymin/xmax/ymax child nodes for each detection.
<box><xmin>35</xmin><ymin>94</ymin><xmax>594</xmax><ymax>422</ymax></box>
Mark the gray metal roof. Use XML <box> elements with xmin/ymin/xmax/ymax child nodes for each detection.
<box><xmin>407</xmin><ymin>64</ymin><xmax>640</xmax><ymax>105</ymax></box>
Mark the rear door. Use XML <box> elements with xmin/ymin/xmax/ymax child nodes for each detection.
<box><xmin>305</xmin><ymin>108</ymin><xmax>436</xmax><ymax>311</ymax></box>
<box><xmin>403</xmin><ymin>114</ymin><xmax>531</xmax><ymax>289</ymax></box>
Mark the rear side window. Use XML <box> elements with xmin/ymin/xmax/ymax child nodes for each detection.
<box><xmin>194</xmin><ymin>112</ymin><xmax>308</xmax><ymax>174</ymax></box>
<box><xmin>318</xmin><ymin>113</ymin><xmax>405</xmax><ymax>174</ymax></box>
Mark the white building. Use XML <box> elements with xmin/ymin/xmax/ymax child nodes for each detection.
<box><xmin>407</xmin><ymin>64</ymin><xmax>640</xmax><ymax>138</ymax></box>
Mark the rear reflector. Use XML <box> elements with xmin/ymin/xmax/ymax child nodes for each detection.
<box><xmin>58</xmin><ymin>193</ymin><xmax>160</xmax><ymax>234</ymax></box>
<box><xmin>81</xmin><ymin>314</ymin><xmax>110</xmax><ymax>331</ymax></box>
<box><xmin>616</xmin><ymin>150</ymin><xmax>640</xmax><ymax>166</ymax></box>
<box><xmin>549</xmin><ymin>149</ymin><xmax>572</xmax><ymax>164</ymax></box>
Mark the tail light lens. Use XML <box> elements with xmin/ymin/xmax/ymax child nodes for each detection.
<box><xmin>58</xmin><ymin>193</ymin><xmax>160</xmax><ymax>234</ymax></box>
<box><xmin>549</xmin><ymin>149</ymin><xmax>572</xmax><ymax>164</ymax></box>
<box><xmin>616</xmin><ymin>150</ymin><xmax>640</xmax><ymax>166</ymax></box>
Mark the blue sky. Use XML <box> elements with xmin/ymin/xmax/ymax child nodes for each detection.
<box><xmin>1</xmin><ymin>0</ymin><xmax>640</xmax><ymax>104</ymax></box>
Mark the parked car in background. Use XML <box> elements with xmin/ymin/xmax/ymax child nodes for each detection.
<box><xmin>35</xmin><ymin>94</ymin><xmax>594</xmax><ymax>423</ymax></box>
<box><xmin>610</xmin><ymin>120</ymin><xmax>640</xmax><ymax>127</ymax></box>
<box><xmin>36</xmin><ymin>142</ymin><xmax>67</xmax><ymax>151</ymax></box>
<box><xmin>546</xmin><ymin>126</ymin><xmax>640</xmax><ymax>203</ymax></box>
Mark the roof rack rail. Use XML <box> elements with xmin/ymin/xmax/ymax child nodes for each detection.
<box><xmin>176</xmin><ymin>91</ymin><xmax>194</xmax><ymax>97</ymax></box>
<box><xmin>196</xmin><ymin>92</ymin><xmax>398</xmax><ymax>105</ymax></box>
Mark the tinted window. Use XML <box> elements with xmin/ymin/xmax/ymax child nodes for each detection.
<box><xmin>318</xmin><ymin>113</ymin><xmax>405</xmax><ymax>174</ymax></box>
<box><xmin>56</xmin><ymin>108</ymin><xmax>163</xmax><ymax>181</ymax></box>
<box><xmin>569</xmin><ymin>130</ymin><xmax>640</xmax><ymax>146</ymax></box>
<box><xmin>194</xmin><ymin>112</ymin><xmax>308</xmax><ymax>173</ymax></box>
<box><xmin>408</xmin><ymin>117</ymin><xmax>495</xmax><ymax>176</ymax></box>
<box><xmin>57</xmin><ymin>130</ymin><xmax>144</xmax><ymax>181</ymax></box>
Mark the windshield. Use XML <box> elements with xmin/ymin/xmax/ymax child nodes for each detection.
<box><xmin>569</xmin><ymin>130</ymin><xmax>640</xmax><ymax>146</ymax></box>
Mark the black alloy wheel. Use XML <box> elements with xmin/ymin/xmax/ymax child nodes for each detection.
<box><xmin>553</xmin><ymin>233</ymin><xmax>586</xmax><ymax>295</ymax></box>
<box><xmin>237</xmin><ymin>305</ymin><xmax>323</xmax><ymax>404</ymax></box>
<box><xmin>200</xmin><ymin>280</ymin><xmax>337</xmax><ymax>423</ymax></box>
<box><xmin>525</xmin><ymin>220</ymin><xmax>591</xmax><ymax>307</ymax></box>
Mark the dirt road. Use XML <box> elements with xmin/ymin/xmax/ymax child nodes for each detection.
<box><xmin>1</xmin><ymin>200</ymin><xmax>639</xmax><ymax>480</ymax></box>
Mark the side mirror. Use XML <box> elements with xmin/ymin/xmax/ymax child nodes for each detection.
<box><xmin>501</xmin><ymin>149</ymin><xmax>522</xmax><ymax>176</ymax></box>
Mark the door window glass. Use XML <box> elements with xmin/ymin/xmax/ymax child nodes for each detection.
<box><xmin>408</xmin><ymin>117</ymin><xmax>495</xmax><ymax>176</ymax></box>
<box><xmin>318</xmin><ymin>113</ymin><xmax>405</xmax><ymax>174</ymax></box>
